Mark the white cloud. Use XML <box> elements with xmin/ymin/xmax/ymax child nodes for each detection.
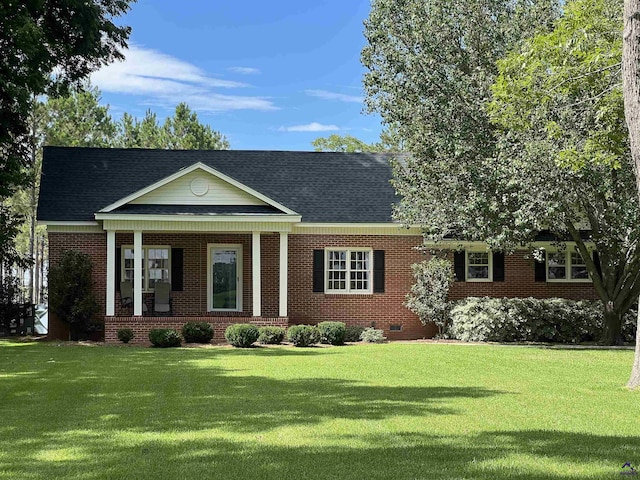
<box><xmin>228</xmin><ymin>66</ymin><xmax>261</xmax><ymax>75</ymax></box>
<box><xmin>305</xmin><ymin>89</ymin><xmax>363</xmax><ymax>103</ymax></box>
<box><xmin>91</xmin><ymin>45</ymin><xmax>277</xmax><ymax>112</ymax></box>
<box><xmin>278</xmin><ymin>122</ymin><xmax>340</xmax><ymax>132</ymax></box>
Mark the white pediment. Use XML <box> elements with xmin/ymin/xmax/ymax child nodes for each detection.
<box><xmin>99</xmin><ymin>163</ymin><xmax>298</xmax><ymax>215</ymax></box>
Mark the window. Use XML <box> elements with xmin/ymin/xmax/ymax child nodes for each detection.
<box><xmin>546</xmin><ymin>248</ymin><xmax>591</xmax><ymax>282</ymax></box>
<box><xmin>466</xmin><ymin>251</ymin><xmax>491</xmax><ymax>281</ymax></box>
<box><xmin>122</xmin><ymin>245</ymin><xmax>170</xmax><ymax>291</ymax></box>
<box><xmin>326</xmin><ymin>249</ymin><xmax>372</xmax><ymax>293</ymax></box>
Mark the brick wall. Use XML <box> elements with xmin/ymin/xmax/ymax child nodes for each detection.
<box><xmin>448</xmin><ymin>250</ymin><xmax>598</xmax><ymax>301</ymax></box>
<box><xmin>48</xmin><ymin>231</ymin><xmax>599</xmax><ymax>342</ymax></box>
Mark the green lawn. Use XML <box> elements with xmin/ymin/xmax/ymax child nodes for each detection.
<box><xmin>0</xmin><ymin>340</ymin><xmax>638</xmax><ymax>479</ymax></box>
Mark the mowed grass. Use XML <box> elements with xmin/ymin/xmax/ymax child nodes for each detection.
<box><xmin>0</xmin><ymin>341</ymin><xmax>638</xmax><ymax>479</ymax></box>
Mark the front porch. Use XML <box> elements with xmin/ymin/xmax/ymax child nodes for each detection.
<box><xmin>105</xmin><ymin>315</ymin><xmax>289</xmax><ymax>344</ymax></box>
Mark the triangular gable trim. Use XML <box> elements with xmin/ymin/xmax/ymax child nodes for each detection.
<box><xmin>99</xmin><ymin>162</ymin><xmax>299</xmax><ymax>215</ymax></box>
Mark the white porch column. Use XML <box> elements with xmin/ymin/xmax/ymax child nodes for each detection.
<box><xmin>252</xmin><ymin>231</ymin><xmax>261</xmax><ymax>317</ymax></box>
<box><xmin>106</xmin><ymin>230</ymin><xmax>116</xmax><ymax>316</ymax></box>
<box><xmin>279</xmin><ymin>232</ymin><xmax>288</xmax><ymax>317</ymax></box>
<box><xmin>133</xmin><ymin>231</ymin><xmax>143</xmax><ymax>316</ymax></box>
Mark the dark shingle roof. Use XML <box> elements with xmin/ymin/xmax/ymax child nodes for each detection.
<box><xmin>37</xmin><ymin>147</ymin><xmax>399</xmax><ymax>223</ymax></box>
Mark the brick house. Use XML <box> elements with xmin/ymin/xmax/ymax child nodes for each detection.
<box><xmin>37</xmin><ymin>147</ymin><xmax>598</xmax><ymax>342</ymax></box>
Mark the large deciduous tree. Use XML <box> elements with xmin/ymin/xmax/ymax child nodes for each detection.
<box><xmin>362</xmin><ymin>0</ymin><xmax>639</xmax><ymax>344</ymax></box>
<box><xmin>0</xmin><ymin>0</ymin><xmax>133</xmax><ymax>266</ymax></box>
<box><xmin>623</xmin><ymin>0</ymin><xmax>640</xmax><ymax>386</ymax></box>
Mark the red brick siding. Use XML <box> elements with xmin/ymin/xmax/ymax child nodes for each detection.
<box><xmin>287</xmin><ymin>235</ymin><xmax>433</xmax><ymax>340</ymax></box>
<box><xmin>449</xmin><ymin>250</ymin><xmax>598</xmax><ymax>301</ymax></box>
<box><xmin>48</xmin><ymin>232</ymin><xmax>599</xmax><ymax>342</ymax></box>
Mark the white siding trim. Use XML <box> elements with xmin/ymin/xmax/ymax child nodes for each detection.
<box><xmin>133</xmin><ymin>231</ymin><xmax>143</xmax><ymax>316</ymax></box>
<box><xmin>279</xmin><ymin>232</ymin><xmax>288</xmax><ymax>317</ymax></box>
<box><xmin>100</xmin><ymin>219</ymin><xmax>296</xmax><ymax>233</ymax></box>
<box><xmin>252</xmin><ymin>232</ymin><xmax>261</xmax><ymax>317</ymax></box>
<box><xmin>106</xmin><ymin>231</ymin><xmax>115</xmax><ymax>316</ymax></box>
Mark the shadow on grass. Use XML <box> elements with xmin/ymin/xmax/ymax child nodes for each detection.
<box><xmin>1</xmin><ymin>342</ymin><xmax>633</xmax><ymax>479</ymax></box>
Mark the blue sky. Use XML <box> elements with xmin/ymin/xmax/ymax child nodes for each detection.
<box><xmin>91</xmin><ymin>0</ymin><xmax>383</xmax><ymax>151</ymax></box>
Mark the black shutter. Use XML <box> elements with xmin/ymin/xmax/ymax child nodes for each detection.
<box><xmin>171</xmin><ymin>248</ymin><xmax>183</xmax><ymax>291</ymax></box>
<box><xmin>373</xmin><ymin>250</ymin><xmax>385</xmax><ymax>293</ymax></box>
<box><xmin>115</xmin><ymin>247</ymin><xmax>121</xmax><ymax>291</ymax></box>
<box><xmin>593</xmin><ymin>251</ymin><xmax>602</xmax><ymax>278</ymax></box>
<box><xmin>454</xmin><ymin>251</ymin><xmax>465</xmax><ymax>282</ymax></box>
<box><xmin>313</xmin><ymin>250</ymin><xmax>324</xmax><ymax>292</ymax></box>
<box><xmin>493</xmin><ymin>252</ymin><xmax>505</xmax><ymax>282</ymax></box>
<box><xmin>534</xmin><ymin>251</ymin><xmax>547</xmax><ymax>282</ymax></box>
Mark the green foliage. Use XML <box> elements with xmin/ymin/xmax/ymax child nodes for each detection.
<box><xmin>317</xmin><ymin>322</ymin><xmax>347</xmax><ymax>346</ymax></box>
<box><xmin>224</xmin><ymin>324</ymin><xmax>259</xmax><ymax>348</ymax></box>
<box><xmin>117</xmin><ymin>103</ymin><xmax>230</xmax><ymax>150</ymax></box>
<box><xmin>257</xmin><ymin>326</ymin><xmax>286</xmax><ymax>345</ymax></box>
<box><xmin>148</xmin><ymin>329</ymin><xmax>182</xmax><ymax>348</ymax></box>
<box><xmin>117</xmin><ymin>328</ymin><xmax>134</xmax><ymax>344</ymax></box>
<box><xmin>344</xmin><ymin>325</ymin><xmax>366</xmax><ymax>343</ymax></box>
<box><xmin>405</xmin><ymin>257</ymin><xmax>454</xmax><ymax>336</ymax></box>
<box><xmin>360</xmin><ymin>328</ymin><xmax>386</xmax><ymax>343</ymax></box>
<box><xmin>0</xmin><ymin>0</ymin><xmax>132</xmax><ymax>265</ymax></box>
<box><xmin>48</xmin><ymin>250</ymin><xmax>99</xmax><ymax>334</ymax></box>
<box><xmin>181</xmin><ymin>322</ymin><xmax>214</xmax><ymax>344</ymax></box>
<box><xmin>312</xmin><ymin>134</ymin><xmax>377</xmax><ymax>152</ymax></box>
<box><xmin>286</xmin><ymin>325</ymin><xmax>321</xmax><ymax>347</ymax></box>
<box><xmin>449</xmin><ymin>297</ymin><xmax>637</xmax><ymax>343</ymax></box>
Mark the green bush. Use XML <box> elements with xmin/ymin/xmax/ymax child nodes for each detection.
<box><xmin>149</xmin><ymin>329</ymin><xmax>182</xmax><ymax>348</ymax></box>
<box><xmin>181</xmin><ymin>322</ymin><xmax>214</xmax><ymax>344</ymax></box>
<box><xmin>344</xmin><ymin>325</ymin><xmax>366</xmax><ymax>342</ymax></box>
<box><xmin>224</xmin><ymin>324</ymin><xmax>259</xmax><ymax>347</ymax></box>
<box><xmin>317</xmin><ymin>321</ymin><xmax>347</xmax><ymax>345</ymax></box>
<box><xmin>360</xmin><ymin>327</ymin><xmax>386</xmax><ymax>343</ymax></box>
<box><xmin>117</xmin><ymin>328</ymin><xmax>134</xmax><ymax>343</ymax></box>
<box><xmin>287</xmin><ymin>325</ymin><xmax>321</xmax><ymax>347</ymax></box>
<box><xmin>257</xmin><ymin>326</ymin><xmax>286</xmax><ymax>345</ymax></box>
<box><xmin>448</xmin><ymin>297</ymin><xmax>637</xmax><ymax>343</ymax></box>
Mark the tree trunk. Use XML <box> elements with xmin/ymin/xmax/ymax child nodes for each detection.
<box><xmin>624</xmin><ymin>0</ymin><xmax>640</xmax><ymax>387</ymax></box>
<box><xmin>628</xmin><ymin>299</ymin><xmax>640</xmax><ymax>388</ymax></box>
<box><xmin>602</xmin><ymin>306</ymin><xmax>624</xmax><ymax>346</ymax></box>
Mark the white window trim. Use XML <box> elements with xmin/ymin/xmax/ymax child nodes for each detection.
<box><xmin>465</xmin><ymin>249</ymin><xmax>493</xmax><ymax>282</ymax></box>
<box><xmin>121</xmin><ymin>245</ymin><xmax>171</xmax><ymax>293</ymax></box>
<box><xmin>207</xmin><ymin>244</ymin><xmax>243</xmax><ymax>312</ymax></box>
<box><xmin>546</xmin><ymin>247</ymin><xmax>593</xmax><ymax>283</ymax></box>
<box><xmin>325</xmin><ymin>248</ymin><xmax>373</xmax><ymax>295</ymax></box>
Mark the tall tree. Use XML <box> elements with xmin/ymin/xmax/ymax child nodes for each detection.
<box><xmin>118</xmin><ymin>104</ymin><xmax>230</xmax><ymax>150</ymax></box>
<box><xmin>488</xmin><ymin>0</ymin><xmax>637</xmax><ymax>345</ymax></box>
<box><xmin>312</xmin><ymin>134</ymin><xmax>377</xmax><ymax>152</ymax></box>
<box><xmin>0</xmin><ymin>0</ymin><xmax>134</xmax><ymax>266</ymax></box>
<box><xmin>361</xmin><ymin>0</ymin><xmax>640</xmax><ymax>344</ymax></box>
<box><xmin>623</xmin><ymin>0</ymin><xmax>640</xmax><ymax>386</ymax></box>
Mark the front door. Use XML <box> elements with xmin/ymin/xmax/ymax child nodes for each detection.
<box><xmin>208</xmin><ymin>245</ymin><xmax>242</xmax><ymax>312</ymax></box>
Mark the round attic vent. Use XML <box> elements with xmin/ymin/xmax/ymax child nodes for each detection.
<box><xmin>190</xmin><ymin>177</ymin><xmax>209</xmax><ymax>196</ymax></box>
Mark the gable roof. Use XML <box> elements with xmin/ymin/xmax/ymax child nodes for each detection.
<box><xmin>37</xmin><ymin>147</ymin><xmax>400</xmax><ymax>223</ymax></box>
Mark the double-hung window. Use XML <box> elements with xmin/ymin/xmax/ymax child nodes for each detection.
<box><xmin>546</xmin><ymin>248</ymin><xmax>591</xmax><ymax>282</ymax></box>
<box><xmin>122</xmin><ymin>245</ymin><xmax>171</xmax><ymax>292</ymax></box>
<box><xmin>466</xmin><ymin>251</ymin><xmax>491</xmax><ymax>281</ymax></box>
<box><xmin>326</xmin><ymin>249</ymin><xmax>372</xmax><ymax>294</ymax></box>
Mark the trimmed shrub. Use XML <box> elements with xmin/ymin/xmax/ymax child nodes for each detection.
<box><xmin>405</xmin><ymin>257</ymin><xmax>454</xmax><ymax>336</ymax></box>
<box><xmin>317</xmin><ymin>321</ymin><xmax>347</xmax><ymax>345</ymax></box>
<box><xmin>225</xmin><ymin>324</ymin><xmax>259</xmax><ymax>348</ymax></box>
<box><xmin>258</xmin><ymin>326</ymin><xmax>286</xmax><ymax>345</ymax></box>
<box><xmin>117</xmin><ymin>328</ymin><xmax>134</xmax><ymax>344</ymax></box>
<box><xmin>360</xmin><ymin>327</ymin><xmax>386</xmax><ymax>343</ymax></box>
<box><xmin>344</xmin><ymin>325</ymin><xmax>365</xmax><ymax>342</ymax></box>
<box><xmin>448</xmin><ymin>297</ymin><xmax>638</xmax><ymax>344</ymax></box>
<box><xmin>181</xmin><ymin>322</ymin><xmax>214</xmax><ymax>344</ymax></box>
<box><xmin>149</xmin><ymin>329</ymin><xmax>182</xmax><ymax>348</ymax></box>
<box><xmin>287</xmin><ymin>325</ymin><xmax>321</xmax><ymax>347</ymax></box>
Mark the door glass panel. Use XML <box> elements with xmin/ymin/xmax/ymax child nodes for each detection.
<box><xmin>213</xmin><ymin>249</ymin><xmax>238</xmax><ymax>309</ymax></box>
